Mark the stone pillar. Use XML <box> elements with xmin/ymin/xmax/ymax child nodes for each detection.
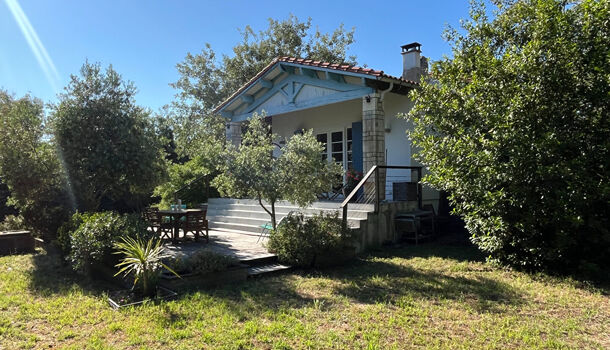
<box><xmin>362</xmin><ymin>93</ymin><xmax>386</xmax><ymax>203</ymax></box>
<box><xmin>226</xmin><ymin>122</ymin><xmax>242</xmax><ymax>147</ymax></box>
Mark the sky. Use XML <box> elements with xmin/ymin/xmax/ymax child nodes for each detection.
<box><xmin>0</xmin><ymin>0</ymin><xmax>473</xmax><ymax>112</ymax></box>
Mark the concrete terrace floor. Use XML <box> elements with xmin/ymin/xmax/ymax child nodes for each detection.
<box><xmin>162</xmin><ymin>229</ymin><xmax>274</xmax><ymax>262</ymax></box>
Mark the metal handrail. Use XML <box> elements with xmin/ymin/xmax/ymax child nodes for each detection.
<box><xmin>341</xmin><ymin>165</ymin><xmax>423</xmax><ymax>229</ymax></box>
<box><xmin>341</xmin><ymin>165</ymin><xmax>378</xmax><ymax>207</ymax></box>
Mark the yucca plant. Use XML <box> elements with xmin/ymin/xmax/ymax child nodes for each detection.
<box><xmin>113</xmin><ymin>237</ymin><xmax>178</xmax><ymax>297</ymax></box>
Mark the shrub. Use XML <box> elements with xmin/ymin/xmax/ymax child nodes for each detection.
<box><xmin>405</xmin><ymin>0</ymin><xmax>610</xmax><ymax>274</ymax></box>
<box><xmin>0</xmin><ymin>215</ymin><xmax>25</xmax><ymax>232</ymax></box>
<box><xmin>51</xmin><ymin>62</ymin><xmax>166</xmax><ymax>212</ymax></box>
<box><xmin>0</xmin><ymin>91</ymin><xmax>72</xmax><ymax>241</ymax></box>
<box><xmin>189</xmin><ymin>250</ymin><xmax>238</xmax><ymax>274</ymax></box>
<box><xmin>267</xmin><ymin>211</ymin><xmax>356</xmax><ymax>267</ymax></box>
<box><xmin>56</xmin><ymin>212</ymin><xmax>91</xmax><ymax>256</ymax></box>
<box><xmin>165</xmin><ymin>250</ymin><xmax>238</xmax><ymax>275</ymax></box>
<box><xmin>68</xmin><ymin>211</ymin><xmax>154</xmax><ymax>274</ymax></box>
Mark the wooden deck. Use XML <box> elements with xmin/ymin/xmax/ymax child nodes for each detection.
<box><xmin>163</xmin><ymin>229</ymin><xmax>274</xmax><ymax>262</ymax></box>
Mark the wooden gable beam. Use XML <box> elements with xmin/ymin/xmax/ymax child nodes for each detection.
<box><xmin>241</xmin><ymin>95</ymin><xmax>254</xmax><ymax>103</ymax></box>
<box><xmin>260</xmin><ymin>79</ymin><xmax>273</xmax><ymax>89</ymax></box>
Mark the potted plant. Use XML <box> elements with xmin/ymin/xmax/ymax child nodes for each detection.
<box><xmin>343</xmin><ymin>168</ymin><xmax>363</xmax><ymax>200</ymax></box>
<box><xmin>107</xmin><ymin>237</ymin><xmax>179</xmax><ymax>309</ymax></box>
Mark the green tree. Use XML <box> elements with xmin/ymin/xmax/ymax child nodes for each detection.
<box><xmin>172</xmin><ymin>15</ymin><xmax>356</xmax><ymax>115</ymax></box>
<box><xmin>213</xmin><ymin>114</ymin><xmax>342</xmax><ymax>229</ymax></box>
<box><xmin>406</xmin><ymin>0</ymin><xmax>610</xmax><ymax>274</ymax></box>
<box><xmin>153</xmin><ymin>155</ymin><xmax>220</xmax><ymax>208</ymax></box>
<box><xmin>0</xmin><ymin>91</ymin><xmax>72</xmax><ymax>240</ymax></box>
<box><xmin>51</xmin><ymin>62</ymin><xmax>166</xmax><ymax>212</ymax></box>
<box><xmin>159</xmin><ymin>16</ymin><xmax>356</xmax><ymax>208</ymax></box>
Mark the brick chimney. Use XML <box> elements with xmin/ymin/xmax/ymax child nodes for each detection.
<box><xmin>401</xmin><ymin>42</ymin><xmax>425</xmax><ymax>82</ymax></box>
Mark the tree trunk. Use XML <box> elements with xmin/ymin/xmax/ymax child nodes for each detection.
<box><xmin>271</xmin><ymin>202</ymin><xmax>277</xmax><ymax>230</ymax></box>
<box><xmin>257</xmin><ymin>196</ymin><xmax>276</xmax><ymax>230</ymax></box>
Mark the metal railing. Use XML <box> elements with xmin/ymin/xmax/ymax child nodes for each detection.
<box><xmin>341</xmin><ymin>165</ymin><xmax>423</xmax><ymax>229</ymax></box>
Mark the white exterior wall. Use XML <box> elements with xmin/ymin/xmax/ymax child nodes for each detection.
<box><xmin>383</xmin><ymin>93</ymin><xmax>440</xmax><ymax>211</ymax></box>
<box><xmin>269</xmin><ymin>92</ymin><xmax>439</xmax><ymax>211</ymax></box>
<box><xmin>271</xmin><ymin>99</ymin><xmax>361</xmax><ymax>158</ymax></box>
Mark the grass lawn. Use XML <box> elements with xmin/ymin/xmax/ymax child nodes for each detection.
<box><xmin>0</xmin><ymin>244</ymin><xmax>608</xmax><ymax>349</ymax></box>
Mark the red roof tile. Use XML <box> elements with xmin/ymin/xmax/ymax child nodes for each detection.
<box><xmin>214</xmin><ymin>56</ymin><xmax>418</xmax><ymax>113</ymax></box>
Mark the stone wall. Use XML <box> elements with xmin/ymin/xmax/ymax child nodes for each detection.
<box><xmin>362</xmin><ymin>93</ymin><xmax>386</xmax><ymax>201</ymax></box>
<box><xmin>354</xmin><ymin>201</ymin><xmax>419</xmax><ymax>252</ymax></box>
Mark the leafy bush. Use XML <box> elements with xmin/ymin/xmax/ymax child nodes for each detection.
<box><xmin>165</xmin><ymin>250</ymin><xmax>238</xmax><ymax>275</ymax></box>
<box><xmin>51</xmin><ymin>62</ymin><xmax>166</xmax><ymax>212</ymax></box>
<box><xmin>56</xmin><ymin>212</ymin><xmax>91</xmax><ymax>256</ymax></box>
<box><xmin>68</xmin><ymin>211</ymin><xmax>154</xmax><ymax>274</ymax></box>
<box><xmin>267</xmin><ymin>211</ymin><xmax>356</xmax><ymax>267</ymax></box>
<box><xmin>0</xmin><ymin>215</ymin><xmax>25</xmax><ymax>232</ymax></box>
<box><xmin>406</xmin><ymin>0</ymin><xmax>610</xmax><ymax>275</ymax></box>
<box><xmin>189</xmin><ymin>250</ymin><xmax>238</xmax><ymax>274</ymax></box>
<box><xmin>0</xmin><ymin>91</ymin><xmax>72</xmax><ymax>241</ymax></box>
<box><xmin>153</xmin><ymin>157</ymin><xmax>218</xmax><ymax>209</ymax></box>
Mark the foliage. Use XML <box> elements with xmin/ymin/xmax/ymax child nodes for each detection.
<box><xmin>0</xmin><ymin>91</ymin><xmax>72</xmax><ymax>240</ymax></box>
<box><xmin>168</xmin><ymin>15</ymin><xmax>357</xmax><ymax>166</ymax></box>
<box><xmin>345</xmin><ymin>168</ymin><xmax>363</xmax><ymax>195</ymax></box>
<box><xmin>172</xmin><ymin>15</ymin><xmax>356</xmax><ymax>115</ymax></box>
<box><xmin>0</xmin><ymin>215</ymin><xmax>25</xmax><ymax>232</ymax></box>
<box><xmin>68</xmin><ymin>211</ymin><xmax>154</xmax><ymax>274</ymax></box>
<box><xmin>267</xmin><ymin>211</ymin><xmax>356</xmax><ymax>267</ymax></box>
<box><xmin>0</xmin><ymin>180</ymin><xmax>17</xmax><ymax>222</ymax></box>
<box><xmin>56</xmin><ymin>212</ymin><xmax>91</xmax><ymax>256</ymax></box>
<box><xmin>114</xmin><ymin>237</ymin><xmax>177</xmax><ymax>297</ymax></box>
<box><xmin>213</xmin><ymin>114</ymin><xmax>342</xmax><ymax>228</ymax></box>
<box><xmin>153</xmin><ymin>156</ymin><xmax>220</xmax><ymax>209</ymax></box>
<box><xmin>405</xmin><ymin>0</ymin><xmax>610</xmax><ymax>274</ymax></box>
<box><xmin>166</xmin><ymin>250</ymin><xmax>238</xmax><ymax>275</ymax></box>
<box><xmin>51</xmin><ymin>62</ymin><xmax>166</xmax><ymax>212</ymax></box>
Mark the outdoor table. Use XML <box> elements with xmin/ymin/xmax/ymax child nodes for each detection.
<box><xmin>157</xmin><ymin>209</ymin><xmax>204</xmax><ymax>243</ymax></box>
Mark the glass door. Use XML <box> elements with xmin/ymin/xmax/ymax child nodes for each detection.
<box><xmin>330</xmin><ymin>131</ymin><xmax>343</xmax><ymax>164</ymax></box>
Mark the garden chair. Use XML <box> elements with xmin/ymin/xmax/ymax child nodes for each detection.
<box><xmin>184</xmin><ymin>210</ymin><xmax>209</xmax><ymax>242</ymax></box>
<box><xmin>259</xmin><ymin>212</ymin><xmax>292</xmax><ymax>243</ymax></box>
<box><xmin>143</xmin><ymin>207</ymin><xmax>173</xmax><ymax>241</ymax></box>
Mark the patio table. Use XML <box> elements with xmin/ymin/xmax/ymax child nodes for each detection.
<box><xmin>158</xmin><ymin>209</ymin><xmax>204</xmax><ymax>243</ymax></box>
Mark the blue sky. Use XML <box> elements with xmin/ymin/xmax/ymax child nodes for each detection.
<box><xmin>0</xmin><ymin>0</ymin><xmax>472</xmax><ymax>111</ymax></box>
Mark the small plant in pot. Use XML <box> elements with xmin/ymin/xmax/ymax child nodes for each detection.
<box><xmin>108</xmin><ymin>237</ymin><xmax>179</xmax><ymax>308</ymax></box>
<box><xmin>343</xmin><ymin>168</ymin><xmax>363</xmax><ymax>199</ymax></box>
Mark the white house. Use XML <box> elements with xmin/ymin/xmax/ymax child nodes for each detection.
<box><xmin>208</xmin><ymin>43</ymin><xmax>441</xmax><ymax>248</ymax></box>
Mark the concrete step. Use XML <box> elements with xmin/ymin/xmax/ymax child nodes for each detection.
<box><xmin>247</xmin><ymin>263</ymin><xmax>292</xmax><ymax>277</ymax></box>
<box><xmin>239</xmin><ymin>254</ymin><xmax>278</xmax><ymax>266</ymax></box>
<box><xmin>207</xmin><ymin>214</ymin><xmax>365</xmax><ymax>228</ymax></box>
<box><xmin>208</xmin><ymin>198</ymin><xmax>374</xmax><ymax>212</ymax></box>
<box><xmin>209</xmin><ymin>221</ymin><xmax>263</xmax><ymax>234</ymax></box>
<box><xmin>207</xmin><ymin>207</ymin><xmax>372</xmax><ymax>218</ymax></box>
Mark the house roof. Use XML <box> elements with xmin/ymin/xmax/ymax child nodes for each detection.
<box><xmin>214</xmin><ymin>56</ymin><xmax>418</xmax><ymax>114</ymax></box>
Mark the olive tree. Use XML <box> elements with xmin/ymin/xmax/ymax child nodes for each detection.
<box><xmin>0</xmin><ymin>91</ymin><xmax>72</xmax><ymax>239</ymax></box>
<box><xmin>51</xmin><ymin>62</ymin><xmax>166</xmax><ymax>212</ymax></box>
<box><xmin>213</xmin><ymin>114</ymin><xmax>342</xmax><ymax>229</ymax></box>
<box><xmin>406</xmin><ymin>0</ymin><xmax>610</xmax><ymax>275</ymax></box>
